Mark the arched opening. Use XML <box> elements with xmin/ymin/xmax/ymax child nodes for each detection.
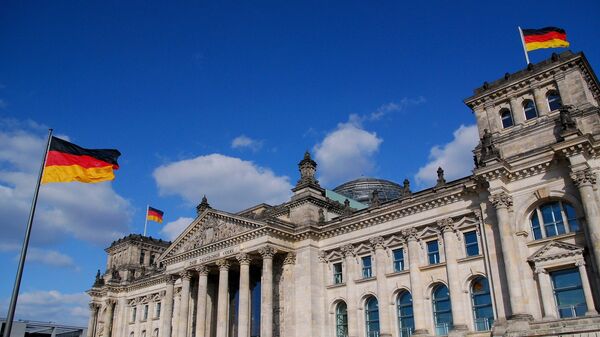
<box><xmin>335</xmin><ymin>301</ymin><xmax>348</xmax><ymax>337</ymax></box>
<box><xmin>530</xmin><ymin>201</ymin><xmax>580</xmax><ymax>240</ymax></box>
<box><xmin>365</xmin><ymin>296</ymin><xmax>380</xmax><ymax>337</ymax></box>
<box><xmin>547</xmin><ymin>90</ymin><xmax>563</xmax><ymax>111</ymax></box>
<box><xmin>471</xmin><ymin>277</ymin><xmax>494</xmax><ymax>331</ymax></box>
<box><xmin>432</xmin><ymin>284</ymin><xmax>453</xmax><ymax>336</ymax></box>
<box><xmin>523</xmin><ymin>99</ymin><xmax>538</xmax><ymax>120</ymax></box>
<box><xmin>396</xmin><ymin>291</ymin><xmax>415</xmax><ymax>337</ymax></box>
<box><xmin>500</xmin><ymin>108</ymin><xmax>514</xmax><ymax>128</ymax></box>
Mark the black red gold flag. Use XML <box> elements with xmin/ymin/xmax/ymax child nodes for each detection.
<box><xmin>146</xmin><ymin>207</ymin><xmax>164</xmax><ymax>223</ymax></box>
<box><xmin>522</xmin><ymin>27</ymin><xmax>570</xmax><ymax>51</ymax></box>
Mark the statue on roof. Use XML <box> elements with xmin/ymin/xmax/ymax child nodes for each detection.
<box><xmin>370</xmin><ymin>189</ymin><xmax>381</xmax><ymax>207</ymax></box>
<box><xmin>196</xmin><ymin>195</ymin><xmax>211</xmax><ymax>215</ymax></box>
<box><xmin>559</xmin><ymin>105</ymin><xmax>577</xmax><ymax>131</ymax></box>
<box><xmin>479</xmin><ymin>129</ymin><xmax>500</xmax><ymax>165</ymax></box>
<box><xmin>436</xmin><ymin>167</ymin><xmax>446</xmax><ymax>187</ymax></box>
<box><xmin>296</xmin><ymin>151</ymin><xmax>320</xmax><ymax>188</ymax></box>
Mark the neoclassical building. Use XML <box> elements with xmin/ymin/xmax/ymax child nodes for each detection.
<box><xmin>88</xmin><ymin>50</ymin><xmax>600</xmax><ymax>337</ymax></box>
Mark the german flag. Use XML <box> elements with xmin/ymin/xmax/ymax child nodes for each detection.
<box><xmin>522</xmin><ymin>27</ymin><xmax>569</xmax><ymax>51</ymax></box>
<box><xmin>146</xmin><ymin>207</ymin><xmax>164</xmax><ymax>223</ymax></box>
<box><xmin>42</xmin><ymin>136</ymin><xmax>121</xmax><ymax>184</ymax></box>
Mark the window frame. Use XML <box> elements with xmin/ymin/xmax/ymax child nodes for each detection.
<box><xmin>333</xmin><ymin>262</ymin><xmax>344</xmax><ymax>284</ymax></box>
<box><xmin>335</xmin><ymin>301</ymin><xmax>349</xmax><ymax>337</ymax></box>
<box><xmin>154</xmin><ymin>302</ymin><xmax>161</xmax><ymax>319</ymax></box>
<box><xmin>427</xmin><ymin>240</ymin><xmax>440</xmax><ymax>265</ymax></box>
<box><xmin>470</xmin><ymin>277</ymin><xmax>494</xmax><ymax>331</ymax></box>
<box><xmin>551</xmin><ymin>268</ymin><xmax>587</xmax><ymax>318</ymax></box>
<box><xmin>499</xmin><ymin>108</ymin><xmax>514</xmax><ymax>129</ymax></box>
<box><xmin>432</xmin><ymin>284</ymin><xmax>453</xmax><ymax>336</ymax></box>
<box><xmin>131</xmin><ymin>306</ymin><xmax>137</xmax><ymax>323</ymax></box>
<box><xmin>546</xmin><ymin>90</ymin><xmax>562</xmax><ymax>112</ymax></box>
<box><xmin>396</xmin><ymin>291</ymin><xmax>415</xmax><ymax>337</ymax></box>
<box><xmin>464</xmin><ymin>231</ymin><xmax>480</xmax><ymax>257</ymax></box>
<box><xmin>361</xmin><ymin>255</ymin><xmax>373</xmax><ymax>279</ymax></box>
<box><xmin>365</xmin><ymin>297</ymin><xmax>380</xmax><ymax>337</ymax></box>
<box><xmin>523</xmin><ymin>99</ymin><xmax>538</xmax><ymax>120</ymax></box>
<box><xmin>392</xmin><ymin>248</ymin><xmax>405</xmax><ymax>272</ymax></box>
<box><xmin>529</xmin><ymin>201</ymin><xmax>581</xmax><ymax>240</ymax></box>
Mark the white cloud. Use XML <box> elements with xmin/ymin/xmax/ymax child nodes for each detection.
<box><xmin>314</xmin><ymin>119</ymin><xmax>383</xmax><ymax>187</ymax></box>
<box><xmin>26</xmin><ymin>248</ymin><xmax>78</xmax><ymax>269</ymax></box>
<box><xmin>161</xmin><ymin>217</ymin><xmax>195</xmax><ymax>241</ymax></box>
<box><xmin>153</xmin><ymin>154</ymin><xmax>292</xmax><ymax>212</ymax></box>
<box><xmin>231</xmin><ymin>135</ymin><xmax>263</xmax><ymax>152</ymax></box>
<box><xmin>0</xmin><ymin>290</ymin><xmax>89</xmax><ymax>325</ymax></box>
<box><xmin>353</xmin><ymin>96</ymin><xmax>427</xmax><ymax>123</ymax></box>
<box><xmin>415</xmin><ymin>124</ymin><xmax>479</xmax><ymax>187</ymax></box>
<box><xmin>0</xmin><ymin>119</ymin><xmax>133</xmax><ymax>247</ymax></box>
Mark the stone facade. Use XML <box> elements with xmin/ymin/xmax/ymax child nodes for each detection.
<box><xmin>88</xmin><ymin>51</ymin><xmax>600</xmax><ymax>337</ymax></box>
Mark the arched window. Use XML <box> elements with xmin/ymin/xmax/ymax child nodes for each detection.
<box><xmin>335</xmin><ymin>302</ymin><xmax>348</xmax><ymax>337</ymax></box>
<box><xmin>152</xmin><ymin>329</ymin><xmax>159</xmax><ymax>337</ymax></box>
<box><xmin>365</xmin><ymin>297</ymin><xmax>380</xmax><ymax>337</ymax></box>
<box><xmin>547</xmin><ymin>90</ymin><xmax>563</xmax><ymax>111</ymax></box>
<box><xmin>471</xmin><ymin>277</ymin><xmax>494</xmax><ymax>331</ymax></box>
<box><xmin>397</xmin><ymin>291</ymin><xmax>415</xmax><ymax>337</ymax></box>
<box><xmin>432</xmin><ymin>284</ymin><xmax>453</xmax><ymax>336</ymax></box>
<box><xmin>500</xmin><ymin>108</ymin><xmax>514</xmax><ymax>128</ymax></box>
<box><xmin>523</xmin><ymin>99</ymin><xmax>538</xmax><ymax>120</ymax></box>
<box><xmin>530</xmin><ymin>201</ymin><xmax>580</xmax><ymax>240</ymax></box>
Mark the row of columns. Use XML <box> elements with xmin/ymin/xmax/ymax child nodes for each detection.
<box><xmin>87</xmin><ymin>300</ymin><xmax>116</xmax><ymax>337</ymax></box>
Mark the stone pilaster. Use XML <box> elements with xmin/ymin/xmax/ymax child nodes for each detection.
<box><xmin>215</xmin><ymin>259</ymin><xmax>230</xmax><ymax>337</ymax></box>
<box><xmin>576</xmin><ymin>259</ymin><xmax>598</xmax><ymax>316</ymax></box>
<box><xmin>533</xmin><ymin>86</ymin><xmax>550</xmax><ymax>116</ymax></box>
<box><xmin>439</xmin><ymin>219</ymin><xmax>468</xmax><ymax>333</ymax></box>
<box><xmin>178</xmin><ymin>271</ymin><xmax>192</xmax><ymax>337</ymax></box>
<box><xmin>161</xmin><ymin>275</ymin><xmax>176</xmax><ymax>337</ymax></box>
<box><xmin>259</xmin><ymin>246</ymin><xmax>276</xmax><ymax>337</ymax></box>
<box><xmin>370</xmin><ymin>236</ymin><xmax>392</xmax><ymax>337</ymax></box>
<box><xmin>404</xmin><ymin>228</ymin><xmax>429</xmax><ymax>336</ymax></box>
<box><xmin>341</xmin><ymin>244</ymin><xmax>359</xmax><ymax>337</ymax></box>
<box><xmin>509</xmin><ymin>96</ymin><xmax>525</xmax><ymax>125</ymax></box>
<box><xmin>282</xmin><ymin>252</ymin><xmax>296</xmax><ymax>337</ymax></box>
<box><xmin>104</xmin><ymin>299</ymin><xmax>116</xmax><ymax>337</ymax></box>
<box><xmin>570</xmin><ymin>169</ymin><xmax>600</xmax><ymax>279</ymax></box>
<box><xmin>535</xmin><ymin>268</ymin><xmax>556</xmax><ymax>320</ymax></box>
<box><xmin>195</xmin><ymin>266</ymin><xmax>209</xmax><ymax>337</ymax></box>
<box><xmin>87</xmin><ymin>303</ymin><xmax>99</xmax><ymax>337</ymax></box>
<box><xmin>237</xmin><ymin>253</ymin><xmax>252</xmax><ymax>337</ymax></box>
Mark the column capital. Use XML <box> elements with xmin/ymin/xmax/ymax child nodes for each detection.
<box><xmin>179</xmin><ymin>270</ymin><xmax>193</xmax><ymax>280</ymax></box>
<box><xmin>216</xmin><ymin>259</ymin><xmax>231</xmax><ymax>270</ymax></box>
<box><xmin>105</xmin><ymin>298</ymin><xmax>116</xmax><ymax>306</ymax></box>
<box><xmin>575</xmin><ymin>259</ymin><xmax>586</xmax><ymax>267</ymax></box>
<box><xmin>258</xmin><ymin>246</ymin><xmax>276</xmax><ymax>259</ymax></box>
<box><xmin>535</xmin><ymin>267</ymin><xmax>548</xmax><ymax>275</ymax></box>
<box><xmin>165</xmin><ymin>274</ymin><xmax>177</xmax><ymax>285</ymax></box>
<box><xmin>89</xmin><ymin>302</ymin><xmax>100</xmax><ymax>311</ymax></box>
<box><xmin>369</xmin><ymin>236</ymin><xmax>385</xmax><ymax>250</ymax></box>
<box><xmin>340</xmin><ymin>243</ymin><xmax>356</xmax><ymax>257</ymax></box>
<box><xmin>195</xmin><ymin>265</ymin><xmax>209</xmax><ymax>275</ymax></box>
<box><xmin>236</xmin><ymin>252</ymin><xmax>252</xmax><ymax>265</ymax></box>
<box><xmin>283</xmin><ymin>252</ymin><xmax>296</xmax><ymax>265</ymax></box>
<box><xmin>489</xmin><ymin>192</ymin><xmax>513</xmax><ymax>210</ymax></box>
<box><xmin>570</xmin><ymin>169</ymin><xmax>596</xmax><ymax>188</ymax></box>
<box><xmin>437</xmin><ymin>218</ymin><xmax>455</xmax><ymax>233</ymax></box>
<box><xmin>402</xmin><ymin>228</ymin><xmax>419</xmax><ymax>241</ymax></box>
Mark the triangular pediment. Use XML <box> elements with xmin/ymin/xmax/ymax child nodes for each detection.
<box><xmin>160</xmin><ymin>210</ymin><xmax>264</xmax><ymax>260</ymax></box>
<box><xmin>418</xmin><ymin>226</ymin><xmax>440</xmax><ymax>239</ymax></box>
<box><xmin>528</xmin><ymin>241</ymin><xmax>583</xmax><ymax>262</ymax></box>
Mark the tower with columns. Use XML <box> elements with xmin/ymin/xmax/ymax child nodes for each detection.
<box><xmin>88</xmin><ymin>51</ymin><xmax>600</xmax><ymax>337</ymax></box>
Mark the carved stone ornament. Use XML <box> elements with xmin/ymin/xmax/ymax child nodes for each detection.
<box><xmin>236</xmin><ymin>252</ymin><xmax>252</xmax><ymax>265</ymax></box>
<box><xmin>258</xmin><ymin>246</ymin><xmax>276</xmax><ymax>259</ymax></box>
<box><xmin>479</xmin><ymin>129</ymin><xmax>501</xmax><ymax>165</ymax></box>
<box><xmin>195</xmin><ymin>265</ymin><xmax>209</xmax><ymax>275</ymax></box>
<box><xmin>216</xmin><ymin>259</ymin><xmax>231</xmax><ymax>270</ymax></box>
<box><xmin>570</xmin><ymin>169</ymin><xmax>597</xmax><ymax>188</ymax></box>
<box><xmin>575</xmin><ymin>259</ymin><xmax>586</xmax><ymax>267</ymax></box>
<box><xmin>437</xmin><ymin>218</ymin><xmax>454</xmax><ymax>233</ymax></box>
<box><xmin>402</xmin><ymin>228</ymin><xmax>418</xmax><ymax>241</ymax></box>
<box><xmin>489</xmin><ymin>192</ymin><xmax>513</xmax><ymax>210</ymax></box>
<box><xmin>165</xmin><ymin>274</ymin><xmax>176</xmax><ymax>285</ymax></box>
<box><xmin>369</xmin><ymin>236</ymin><xmax>385</xmax><ymax>250</ymax></box>
<box><xmin>534</xmin><ymin>267</ymin><xmax>547</xmax><ymax>275</ymax></box>
<box><xmin>559</xmin><ymin>105</ymin><xmax>577</xmax><ymax>131</ymax></box>
<box><xmin>318</xmin><ymin>250</ymin><xmax>327</xmax><ymax>263</ymax></box>
<box><xmin>89</xmin><ymin>302</ymin><xmax>100</xmax><ymax>311</ymax></box>
<box><xmin>370</xmin><ymin>189</ymin><xmax>381</xmax><ymax>207</ymax></box>
<box><xmin>283</xmin><ymin>252</ymin><xmax>296</xmax><ymax>265</ymax></box>
<box><xmin>436</xmin><ymin>167</ymin><xmax>446</xmax><ymax>187</ymax></box>
<box><xmin>179</xmin><ymin>270</ymin><xmax>193</xmax><ymax>280</ymax></box>
<box><xmin>340</xmin><ymin>244</ymin><xmax>356</xmax><ymax>257</ymax></box>
<box><xmin>296</xmin><ymin>151</ymin><xmax>319</xmax><ymax>187</ymax></box>
<box><xmin>179</xmin><ymin>215</ymin><xmax>255</xmax><ymax>253</ymax></box>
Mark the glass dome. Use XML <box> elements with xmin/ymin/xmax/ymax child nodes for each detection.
<box><xmin>333</xmin><ymin>177</ymin><xmax>403</xmax><ymax>206</ymax></box>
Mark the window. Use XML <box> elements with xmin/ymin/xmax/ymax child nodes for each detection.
<box><xmin>551</xmin><ymin>268</ymin><xmax>587</xmax><ymax>318</ymax></box>
<box><xmin>397</xmin><ymin>292</ymin><xmax>414</xmax><ymax>337</ymax></box>
<box><xmin>547</xmin><ymin>90</ymin><xmax>562</xmax><ymax>111</ymax></box>
<box><xmin>523</xmin><ymin>99</ymin><xmax>538</xmax><ymax>120</ymax></box>
<box><xmin>143</xmin><ymin>304</ymin><xmax>148</xmax><ymax>320</ymax></box>
<box><xmin>471</xmin><ymin>277</ymin><xmax>494</xmax><ymax>331</ymax></box>
<box><xmin>362</xmin><ymin>256</ymin><xmax>373</xmax><ymax>278</ymax></box>
<box><xmin>464</xmin><ymin>231</ymin><xmax>479</xmax><ymax>257</ymax></box>
<box><xmin>155</xmin><ymin>302</ymin><xmax>161</xmax><ymax>318</ymax></box>
<box><xmin>530</xmin><ymin>201</ymin><xmax>580</xmax><ymax>240</ymax></box>
<box><xmin>152</xmin><ymin>329</ymin><xmax>159</xmax><ymax>337</ymax></box>
<box><xmin>427</xmin><ymin>240</ymin><xmax>440</xmax><ymax>265</ymax></box>
<box><xmin>139</xmin><ymin>250</ymin><xmax>145</xmax><ymax>265</ymax></box>
<box><xmin>149</xmin><ymin>254</ymin><xmax>155</xmax><ymax>266</ymax></box>
<box><xmin>335</xmin><ymin>302</ymin><xmax>348</xmax><ymax>337</ymax></box>
<box><xmin>393</xmin><ymin>248</ymin><xmax>405</xmax><ymax>272</ymax></box>
<box><xmin>365</xmin><ymin>297</ymin><xmax>380</xmax><ymax>337</ymax></box>
<box><xmin>432</xmin><ymin>285</ymin><xmax>453</xmax><ymax>336</ymax></box>
<box><xmin>333</xmin><ymin>262</ymin><xmax>344</xmax><ymax>284</ymax></box>
<box><xmin>500</xmin><ymin>108</ymin><xmax>514</xmax><ymax>128</ymax></box>
<box><xmin>131</xmin><ymin>307</ymin><xmax>137</xmax><ymax>322</ymax></box>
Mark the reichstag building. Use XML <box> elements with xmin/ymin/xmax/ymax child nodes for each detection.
<box><xmin>88</xmin><ymin>51</ymin><xmax>600</xmax><ymax>337</ymax></box>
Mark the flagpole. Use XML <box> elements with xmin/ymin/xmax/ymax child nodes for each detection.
<box><xmin>518</xmin><ymin>26</ymin><xmax>530</xmax><ymax>65</ymax></box>
<box><xmin>143</xmin><ymin>205</ymin><xmax>149</xmax><ymax>237</ymax></box>
<box><xmin>3</xmin><ymin>129</ymin><xmax>53</xmax><ymax>337</ymax></box>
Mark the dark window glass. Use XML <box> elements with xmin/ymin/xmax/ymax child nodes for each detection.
<box><xmin>333</xmin><ymin>262</ymin><xmax>343</xmax><ymax>284</ymax></box>
<box><xmin>156</xmin><ymin>302</ymin><xmax>161</xmax><ymax>318</ymax></box>
<box><xmin>139</xmin><ymin>250</ymin><xmax>145</xmax><ymax>265</ymax></box>
<box><xmin>531</xmin><ymin>201</ymin><xmax>578</xmax><ymax>240</ymax></box>
<box><xmin>427</xmin><ymin>241</ymin><xmax>440</xmax><ymax>265</ymax></box>
<box><xmin>433</xmin><ymin>285</ymin><xmax>453</xmax><ymax>336</ymax></box>
<box><xmin>500</xmin><ymin>109</ymin><xmax>514</xmax><ymax>128</ymax></box>
<box><xmin>471</xmin><ymin>277</ymin><xmax>494</xmax><ymax>331</ymax></box>
<box><xmin>564</xmin><ymin>203</ymin><xmax>580</xmax><ymax>232</ymax></box>
<box><xmin>336</xmin><ymin>302</ymin><xmax>348</xmax><ymax>337</ymax></box>
<box><xmin>531</xmin><ymin>211</ymin><xmax>543</xmax><ymax>240</ymax></box>
<box><xmin>365</xmin><ymin>297</ymin><xmax>380</xmax><ymax>337</ymax></box>
<box><xmin>397</xmin><ymin>292</ymin><xmax>415</xmax><ymax>337</ymax></box>
<box><xmin>362</xmin><ymin>256</ymin><xmax>373</xmax><ymax>278</ymax></box>
<box><xmin>551</xmin><ymin>268</ymin><xmax>587</xmax><ymax>318</ymax></box>
<box><xmin>547</xmin><ymin>91</ymin><xmax>562</xmax><ymax>111</ymax></box>
<box><xmin>464</xmin><ymin>231</ymin><xmax>479</xmax><ymax>256</ymax></box>
<box><xmin>149</xmin><ymin>254</ymin><xmax>155</xmax><ymax>266</ymax></box>
<box><xmin>523</xmin><ymin>100</ymin><xmax>538</xmax><ymax>120</ymax></box>
<box><xmin>540</xmin><ymin>202</ymin><xmax>566</xmax><ymax>237</ymax></box>
<box><xmin>393</xmin><ymin>249</ymin><xmax>404</xmax><ymax>272</ymax></box>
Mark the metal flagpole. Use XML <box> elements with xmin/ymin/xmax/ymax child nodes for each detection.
<box><xmin>143</xmin><ymin>205</ymin><xmax>149</xmax><ymax>236</ymax></box>
<box><xmin>3</xmin><ymin>129</ymin><xmax>53</xmax><ymax>337</ymax></box>
<box><xmin>518</xmin><ymin>26</ymin><xmax>530</xmax><ymax>65</ymax></box>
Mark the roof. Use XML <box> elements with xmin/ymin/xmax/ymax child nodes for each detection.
<box><xmin>333</xmin><ymin>177</ymin><xmax>404</xmax><ymax>206</ymax></box>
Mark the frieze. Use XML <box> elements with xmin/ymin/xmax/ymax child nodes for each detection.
<box><xmin>177</xmin><ymin>215</ymin><xmax>256</xmax><ymax>254</ymax></box>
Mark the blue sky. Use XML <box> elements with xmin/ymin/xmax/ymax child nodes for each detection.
<box><xmin>1</xmin><ymin>0</ymin><xmax>599</xmax><ymax>325</ymax></box>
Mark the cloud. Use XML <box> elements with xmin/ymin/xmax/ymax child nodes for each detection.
<box><xmin>0</xmin><ymin>290</ymin><xmax>89</xmax><ymax>325</ymax></box>
<box><xmin>153</xmin><ymin>154</ymin><xmax>292</xmax><ymax>212</ymax></box>
<box><xmin>160</xmin><ymin>217</ymin><xmax>195</xmax><ymax>241</ymax></box>
<box><xmin>0</xmin><ymin>119</ymin><xmax>133</xmax><ymax>248</ymax></box>
<box><xmin>313</xmin><ymin>118</ymin><xmax>383</xmax><ymax>186</ymax></box>
<box><xmin>415</xmin><ymin>124</ymin><xmax>479</xmax><ymax>187</ymax></box>
<box><xmin>231</xmin><ymin>135</ymin><xmax>263</xmax><ymax>152</ymax></box>
<box><xmin>352</xmin><ymin>96</ymin><xmax>427</xmax><ymax>124</ymax></box>
<box><xmin>0</xmin><ymin>244</ymin><xmax>77</xmax><ymax>269</ymax></box>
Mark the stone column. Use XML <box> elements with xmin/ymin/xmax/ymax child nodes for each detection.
<box><xmin>405</xmin><ymin>228</ymin><xmax>429</xmax><ymax>336</ymax></box>
<box><xmin>535</xmin><ymin>268</ymin><xmax>556</xmax><ymax>320</ymax></box>
<box><xmin>341</xmin><ymin>244</ymin><xmax>359</xmax><ymax>337</ymax></box>
<box><xmin>570</xmin><ymin>169</ymin><xmax>600</xmax><ymax>278</ymax></box>
<box><xmin>195</xmin><ymin>265</ymin><xmax>209</xmax><ymax>337</ymax></box>
<box><xmin>259</xmin><ymin>246</ymin><xmax>276</xmax><ymax>337</ymax></box>
<box><xmin>370</xmin><ymin>237</ymin><xmax>392</xmax><ymax>337</ymax></box>
<box><xmin>533</xmin><ymin>87</ymin><xmax>550</xmax><ymax>116</ymax></box>
<box><xmin>178</xmin><ymin>271</ymin><xmax>192</xmax><ymax>337</ymax></box>
<box><xmin>282</xmin><ymin>253</ymin><xmax>296</xmax><ymax>337</ymax></box>
<box><xmin>489</xmin><ymin>192</ymin><xmax>529</xmax><ymax>319</ymax></box>
<box><xmin>215</xmin><ymin>259</ymin><xmax>230</xmax><ymax>337</ymax></box>
<box><xmin>509</xmin><ymin>96</ymin><xmax>525</xmax><ymax>125</ymax></box>
<box><xmin>87</xmin><ymin>303</ymin><xmax>99</xmax><ymax>337</ymax></box>
<box><xmin>439</xmin><ymin>219</ymin><xmax>468</xmax><ymax>331</ymax></box>
<box><xmin>104</xmin><ymin>300</ymin><xmax>115</xmax><ymax>337</ymax></box>
<box><xmin>237</xmin><ymin>253</ymin><xmax>252</xmax><ymax>337</ymax></box>
<box><xmin>576</xmin><ymin>260</ymin><xmax>598</xmax><ymax>315</ymax></box>
<box><xmin>484</xmin><ymin>103</ymin><xmax>501</xmax><ymax>133</ymax></box>
<box><xmin>161</xmin><ymin>275</ymin><xmax>176</xmax><ymax>337</ymax></box>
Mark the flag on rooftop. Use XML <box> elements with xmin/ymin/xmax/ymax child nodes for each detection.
<box><xmin>41</xmin><ymin>136</ymin><xmax>121</xmax><ymax>184</ymax></box>
<box><xmin>146</xmin><ymin>207</ymin><xmax>164</xmax><ymax>223</ymax></box>
<box><xmin>522</xmin><ymin>27</ymin><xmax>570</xmax><ymax>51</ymax></box>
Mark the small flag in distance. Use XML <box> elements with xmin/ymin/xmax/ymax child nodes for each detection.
<box><xmin>147</xmin><ymin>207</ymin><xmax>164</xmax><ymax>223</ymax></box>
<box><xmin>42</xmin><ymin>136</ymin><xmax>121</xmax><ymax>184</ymax></box>
<box><xmin>522</xmin><ymin>27</ymin><xmax>570</xmax><ymax>51</ymax></box>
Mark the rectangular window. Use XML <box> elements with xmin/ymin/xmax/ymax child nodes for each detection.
<box><xmin>393</xmin><ymin>248</ymin><xmax>404</xmax><ymax>272</ymax></box>
<box><xmin>139</xmin><ymin>250</ymin><xmax>145</xmax><ymax>265</ymax></box>
<box><xmin>333</xmin><ymin>262</ymin><xmax>343</xmax><ymax>284</ymax></box>
<box><xmin>427</xmin><ymin>240</ymin><xmax>440</xmax><ymax>265</ymax></box>
<box><xmin>362</xmin><ymin>256</ymin><xmax>372</xmax><ymax>278</ymax></box>
<box><xmin>551</xmin><ymin>268</ymin><xmax>587</xmax><ymax>318</ymax></box>
<box><xmin>131</xmin><ymin>307</ymin><xmax>137</xmax><ymax>322</ymax></box>
<box><xmin>149</xmin><ymin>254</ymin><xmax>155</xmax><ymax>266</ymax></box>
<box><xmin>143</xmin><ymin>304</ymin><xmax>148</xmax><ymax>320</ymax></box>
<box><xmin>155</xmin><ymin>302</ymin><xmax>161</xmax><ymax>318</ymax></box>
<box><xmin>464</xmin><ymin>231</ymin><xmax>479</xmax><ymax>256</ymax></box>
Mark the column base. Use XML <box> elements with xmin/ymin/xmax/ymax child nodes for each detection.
<box><xmin>585</xmin><ymin>310</ymin><xmax>599</xmax><ymax>316</ymax></box>
<box><xmin>411</xmin><ymin>329</ymin><xmax>430</xmax><ymax>337</ymax></box>
<box><xmin>506</xmin><ymin>314</ymin><xmax>533</xmax><ymax>333</ymax></box>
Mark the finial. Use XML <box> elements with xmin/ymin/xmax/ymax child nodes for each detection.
<box><xmin>436</xmin><ymin>167</ymin><xmax>446</xmax><ymax>187</ymax></box>
<box><xmin>196</xmin><ymin>195</ymin><xmax>211</xmax><ymax>215</ymax></box>
<box><xmin>296</xmin><ymin>150</ymin><xmax>319</xmax><ymax>187</ymax></box>
<box><xmin>402</xmin><ymin>179</ymin><xmax>411</xmax><ymax>196</ymax></box>
<box><xmin>370</xmin><ymin>189</ymin><xmax>380</xmax><ymax>207</ymax></box>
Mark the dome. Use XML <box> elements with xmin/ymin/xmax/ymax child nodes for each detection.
<box><xmin>333</xmin><ymin>177</ymin><xmax>403</xmax><ymax>206</ymax></box>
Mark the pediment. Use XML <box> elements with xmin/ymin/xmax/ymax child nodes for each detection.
<box><xmin>354</xmin><ymin>242</ymin><xmax>373</xmax><ymax>255</ymax></box>
<box><xmin>385</xmin><ymin>234</ymin><xmax>405</xmax><ymax>247</ymax></box>
<box><xmin>418</xmin><ymin>226</ymin><xmax>440</xmax><ymax>239</ymax></box>
<box><xmin>325</xmin><ymin>250</ymin><xmax>343</xmax><ymax>262</ymax></box>
<box><xmin>161</xmin><ymin>210</ymin><xmax>264</xmax><ymax>260</ymax></box>
<box><xmin>453</xmin><ymin>215</ymin><xmax>478</xmax><ymax>229</ymax></box>
<box><xmin>528</xmin><ymin>241</ymin><xmax>583</xmax><ymax>263</ymax></box>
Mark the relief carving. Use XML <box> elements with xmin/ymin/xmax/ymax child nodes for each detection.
<box><xmin>178</xmin><ymin>215</ymin><xmax>256</xmax><ymax>253</ymax></box>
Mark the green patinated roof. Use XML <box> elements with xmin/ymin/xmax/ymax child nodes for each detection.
<box><xmin>325</xmin><ymin>189</ymin><xmax>368</xmax><ymax>210</ymax></box>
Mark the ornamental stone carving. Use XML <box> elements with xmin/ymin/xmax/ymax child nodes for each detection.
<box><xmin>259</xmin><ymin>246</ymin><xmax>276</xmax><ymax>259</ymax></box>
<box><xmin>216</xmin><ymin>259</ymin><xmax>231</xmax><ymax>270</ymax></box>
<box><xmin>195</xmin><ymin>265</ymin><xmax>209</xmax><ymax>275</ymax></box>
<box><xmin>575</xmin><ymin>259</ymin><xmax>586</xmax><ymax>267</ymax></box>
<box><xmin>489</xmin><ymin>192</ymin><xmax>513</xmax><ymax>210</ymax></box>
<box><xmin>283</xmin><ymin>252</ymin><xmax>296</xmax><ymax>265</ymax></box>
<box><xmin>570</xmin><ymin>169</ymin><xmax>597</xmax><ymax>188</ymax></box>
<box><xmin>318</xmin><ymin>251</ymin><xmax>327</xmax><ymax>263</ymax></box>
<box><xmin>369</xmin><ymin>236</ymin><xmax>385</xmax><ymax>250</ymax></box>
<box><xmin>165</xmin><ymin>274</ymin><xmax>176</xmax><ymax>285</ymax></box>
<box><xmin>402</xmin><ymin>228</ymin><xmax>418</xmax><ymax>241</ymax></box>
<box><xmin>179</xmin><ymin>270</ymin><xmax>193</xmax><ymax>280</ymax></box>
<box><xmin>437</xmin><ymin>218</ymin><xmax>454</xmax><ymax>233</ymax></box>
<box><xmin>89</xmin><ymin>302</ymin><xmax>100</xmax><ymax>311</ymax></box>
<box><xmin>236</xmin><ymin>252</ymin><xmax>251</xmax><ymax>265</ymax></box>
<box><xmin>179</xmin><ymin>215</ymin><xmax>255</xmax><ymax>253</ymax></box>
<box><xmin>340</xmin><ymin>244</ymin><xmax>356</xmax><ymax>257</ymax></box>
<box><xmin>535</xmin><ymin>267</ymin><xmax>547</xmax><ymax>275</ymax></box>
